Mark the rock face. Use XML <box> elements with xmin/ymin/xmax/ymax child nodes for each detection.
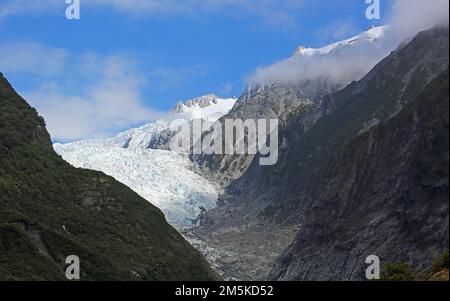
<box><xmin>192</xmin><ymin>83</ymin><xmax>321</xmax><ymax>186</ymax></box>
<box><xmin>194</xmin><ymin>27</ymin><xmax>449</xmax><ymax>280</ymax></box>
<box><xmin>188</xmin><ymin>81</ymin><xmax>333</xmax><ymax>280</ymax></box>
<box><xmin>270</xmin><ymin>68</ymin><xmax>449</xmax><ymax>280</ymax></box>
<box><xmin>0</xmin><ymin>73</ymin><xmax>219</xmax><ymax>281</ymax></box>
<box><xmin>149</xmin><ymin>95</ymin><xmax>237</xmax><ymax>151</ymax></box>
<box><xmin>192</xmin><ymin>26</ymin><xmax>392</xmax><ymax>187</ymax></box>
<box><xmin>172</xmin><ymin>94</ymin><xmax>221</xmax><ymax>113</ymax></box>
<box><xmin>229</xmin><ymin>27</ymin><xmax>449</xmax><ymax>223</ymax></box>
<box><xmin>187</xmin><ymin>27</ymin><xmax>391</xmax><ymax>280</ymax></box>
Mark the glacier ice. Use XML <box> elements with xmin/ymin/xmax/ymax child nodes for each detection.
<box><xmin>54</xmin><ymin>96</ymin><xmax>236</xmax><ymax>228</ymax></box>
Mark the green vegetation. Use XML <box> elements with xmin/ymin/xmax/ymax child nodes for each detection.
<box><xmin>426</xmin><ymin>250</ymin><xmax>450</xmax><ymax>281</ymax></box>
<box><xmin>381</xmin><ymin>263</ymin><xmax>416</xmax><ymax>281</ymax></box>
<box><xmin>0</xmin><ymin>73</ymin><xmax>218</xmax><ymax>281</ymax></box>
<box><xmin>437</xmin><ymin>250</ymin><xmax>449</xmax><ymax>269</ymax></box>
<box><xmin>379</xmin><ymin>250</ymin><xmax>450</xmax><ymax>281</ymax></box>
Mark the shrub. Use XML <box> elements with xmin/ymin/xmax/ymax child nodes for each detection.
<box><xmin>436</xmin><ymin>250</ymin><xmax>449</xmax><ymax>270</ymax></box>
<box><xmin>381</xmin><ymin>263</ymin><xmax>415</xmax><ymax>281</ymax></box>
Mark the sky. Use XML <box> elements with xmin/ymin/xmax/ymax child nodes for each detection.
<box><xmin>0</xmin><ymin>0</ymin><xmax>447</xmax><ymax>141</ymax></box>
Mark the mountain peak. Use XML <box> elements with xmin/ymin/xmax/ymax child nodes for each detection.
<box><xmin>291</xmin><ymin>45</ymin><xmax>307</xmax><ymax>57</ymax></box>
<box><xmin>290</xmin><ymin>25</ymin><xmax>387</xmax><ymax>59</ymax></box>
<box><xmin>172</xmin><ymin>93</ymin><xmax>229</xmax><ymax>113</ymax></box>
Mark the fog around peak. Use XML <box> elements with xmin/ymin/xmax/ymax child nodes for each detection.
<box><xmin>249</xmin><ymin>0</ymin><xmax>449</xmax><ymax>87</ymax></box>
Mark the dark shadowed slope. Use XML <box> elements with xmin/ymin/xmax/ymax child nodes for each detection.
<box><xmin>0</xmin><ymin>73</ymin><xmax>219</xmax><ymax>281</ymax></box>
<box><xmin>225</xmin><ymin>27</ymin><xmax>449</xmax><ymax>224</ymax></box>
<box><xmin>270</xmin><ymin>68</ymin><xmax>449</xmax><ymax>280</ymax></box>
<box><xmin>194</xmin><ymin>27</ymin><xmax>449</xmax><ymax>280</ymax></box>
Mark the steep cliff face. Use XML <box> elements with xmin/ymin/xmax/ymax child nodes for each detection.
<box><xmin>193</xmin><ymin>27</ymin><xmax>449</xmax><ymax>280</ymax></box>
<box><xmin>270</xmin><ymin>69</ymin><xmax>449</xmax><ymax>280</ymax></box>
<box><xmin>192</xmin><ymin>83</ymin><xmax>318</xmax><ymax>186</ymax></box>
<box><xmin>212</xmin><ymin>27</ymin><xmax>449</xmax><ymax>226</ymax></box>
<box><xmin>0</xmin><ymin>73</ymin><xmax>219</xmax><ymax>281</ymax></box>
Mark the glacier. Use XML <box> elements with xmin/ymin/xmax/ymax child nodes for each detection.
<box><xmin>54</xmin><ymin>95</ymin><xmax>237</xmax><ymax>228</ymax></box>
<box><xmin>53</xmin><ymin>27</ymin><xmax>390</xmax><ymax>230</ymax></box>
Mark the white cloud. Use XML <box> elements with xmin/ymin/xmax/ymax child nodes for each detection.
<box><xmin>316</xmin><ymin>20</ymin><xmax>358</xmax><ymax>42</ymax></box>
<box><xmin>2</xmin><ymin>0</ymin><xmax>447</xmax><ymax>141</ymax></box>
<box><xmin>0</xmin><ymin>40</ymin><xmax>212</xmax><ymax>141</ymax></box>
<box><xmin>0</xmin><ymin>44</ymin><xmax>164</xmax><ymax>141</ymax></box>
<box><xmin>0</xmin><ymin>42</ymin><xmax>68</xmax><ymax>75</ymax></box>
<box><xmin>25</xmin><ymin>55</ymin><xmax>164</xmax><ymax>141</ymax></box>
<box><xmin>248</xmin><ymin>0</ymin><xmax>449</xmax><ymax>87</ymax></box>
<box><xmin>249</xmin><ymin>35</ymin><xmax>391</xmax><ymax>87</ymax></box>
<box><xmin>387</xmin><ymin>0</ymin><xmax>449</xmax><ymax>40</ymax></box>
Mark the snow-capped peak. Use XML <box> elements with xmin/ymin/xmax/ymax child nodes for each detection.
<box><xmin>174</xmin><ymin>95</ymin><xmax>237</xmax><ymax>123</ymax></box>
<box><xmin>249</xmin><ymin>25</ymin><xmax>393</xmax><ymax>90</ymax></box>
<box><xmin>56</xmin><ymin>94</ymin><xmax>236</xmax><ymax>150</ymax></box>
<box><xmin>172</xmin><ymin>94</ymin><xmax>221</xmax><ymax>112</ymax></box>
<box><xmin>171</xmin><ymin>94</ymin><xmax>237</xmax><ymax>122</ymax></box>
<box><xmin>291</xmin><ymin>25</ymin><xmax>387</xmax><ymax>59</ymax></box>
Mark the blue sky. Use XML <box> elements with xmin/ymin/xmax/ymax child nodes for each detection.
<box><xmin>0</xmin><ymin>0</ymin><xmax>396</xmax><ymax>140</ymax></box>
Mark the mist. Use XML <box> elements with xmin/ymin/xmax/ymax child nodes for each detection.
<box><xmin>249</xmin><ymin>0</ymin><xmax>449</xmax><ymax>87</ymax></box>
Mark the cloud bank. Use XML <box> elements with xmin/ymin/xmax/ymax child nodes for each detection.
<box><xmin>0</xmin><ymin>42</ymin><xmax>68</xmax><ymax>75</ymax></box>
<box><xmin>249</xmin><ymin>29</ymin><xmax>391</xmax><ymax>87</ymax></box>
<box><xmin>0</xmin><ymin>40</ymin><xmax>211</xmax><ymax>141</ymax></box>
<box><xmin>249</xmin><ymin>0</ymin><xmax>449</xmax><ymax>87</ymax></box>
<box><xmin>388</xmin><ymin>0</ymin><xmax>449</xmax><ymax>39</ymax></box>
<box><xmin>30</xmin><ymin>57</ymin><xmax>165</xmax><ymax>141</ymax></box>
<box><xmin>27</xmin><ymin>54</ymin><xmax>164</xmax><ymax>141</ymax></box>
<box><xmin>0</xmin><ymin>44</ymin><xmax>163</xmax><ymax>141</ymax></box>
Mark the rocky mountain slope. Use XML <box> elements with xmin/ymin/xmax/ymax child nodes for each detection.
<box><xmin>227</xmin><ymin>27</ymin><xmax>449</xmax><ymax>224</ymax></box>
<box><xmin>0</xmin><ymin>73</ymin><xmax>219</xmax><ymax>281</ymax></box>
<box><xmin>193</xmin><ymin>26</ymin><xmax>393</xmax><ymax>186</ymax></box>
<box><xmin>270</xmin><ymin>68</ymin><xmax>449</xmax><ymax>280</ymax></box>
<box><xmin>194</xmin><ymin>26</ymin><xmax>449</xmax><ymax>280</ymax></box>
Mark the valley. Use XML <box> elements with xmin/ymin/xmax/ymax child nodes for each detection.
<box><xmin>1</xmin><ymin>14</ymin><xmax>448</xmax><ymax>281</ymax></box>
<box><xmin>50</xmin><ymin>25</ymin><xmax>449</xmax><ymax>281</ymax></box>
